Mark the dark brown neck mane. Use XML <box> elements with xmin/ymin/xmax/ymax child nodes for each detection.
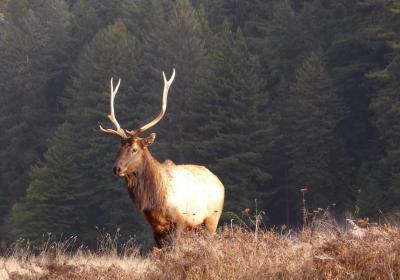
<box><xmin>126</xmin><ymin>149</ymin><xmax>167</xmax><ymax>211</ymax></box>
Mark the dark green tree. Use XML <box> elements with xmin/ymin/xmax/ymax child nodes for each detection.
<box><xmin>189</xmin><ymin>22</ymin><xmax>271</xmax><ymax>216</ymax></box>
<box><xmin>0</xmin><ymin>0</ymin><xmax>70</xmax><ymax>243</ymax></box>
<box><xmin>286</xmin><ymin>53</ymin><xmax>352</xmax><ymax>211</ymax></box>
<box><xmin>12</xmin><ymin>20</ymin><xmax>150</xmax><ymax>246</ymax></box>
<box><xmin>325</xmin><ymin>1</ymin><xmax>384</xmax><ymax>172</ymax></box>
<box><xmin>12</xmin><ymin>123</ymin><xmax>92</xmax><ymax>243</ymax></box>
<box><xmin>257</xmin><ymin>0</ymin><xmax>322</xmax><ymax>224</ymax></box>
<box><xmin>121</xmin><ymin>0</ymin><xmax>211</xmax><ymax>164</ymax></box>
<box><xmin>359</xmin><ymin>0</ymin><xmax>400</xmax><ymax>216</ymax></box>
<box><xmin>155</xmin><ymin>0</ymin><xmax>211</xmax><ymax>162</ymax></box>
<box><xmin>345</xmin><ymin>0</ymin><xmax>400</xmax><ymax>218</ymax></box>
<box><xmin>69</xmin><ymin>0</ymin><xmax>124</xmax><ymax>48</ymax></box>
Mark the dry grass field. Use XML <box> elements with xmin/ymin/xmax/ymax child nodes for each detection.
<box><xmin>1</xmin><ymin>222</ymin><xmax>399</xmax><ymax>280</ymax></box>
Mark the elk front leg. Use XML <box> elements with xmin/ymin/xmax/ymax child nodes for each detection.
<box><xmin>154</xmin><ymin>232</ymin><xmax>171</xmax><ymax>248</ymax></box>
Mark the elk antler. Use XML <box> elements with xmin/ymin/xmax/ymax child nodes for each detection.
<box><xmin>99</xmin><ymin>77</ymin><xmax>129</xmax><ymax>139</ymax></box>
<box><xmin>126</xmin><ymin>68</ymin><xmax>175</xmax><ymax>136</ymax></box>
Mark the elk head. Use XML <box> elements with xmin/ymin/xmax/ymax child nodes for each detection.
<box><xmin>100</xmin><ymin>69</ymin><xmax>175</xmax><ymax>176</ymax></box>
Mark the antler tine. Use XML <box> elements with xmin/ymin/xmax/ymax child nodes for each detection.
<box><xmin>99</xmin><ymin>77</ymin><xmax>129</xmax><ymax>139</ymax></box>
<box><xmin>126</xmin><ymin>68</ymin><xmax>175</xmax><ymax>136</ymax></box>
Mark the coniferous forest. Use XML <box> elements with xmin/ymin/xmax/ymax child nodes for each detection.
<box><xmin>1</xmin><ymin>0</ymin><xmax>400</xmax><ymax>248</ymax></box>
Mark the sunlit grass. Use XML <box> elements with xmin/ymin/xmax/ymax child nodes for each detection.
<box><xmin>1</xmin><ymin>222</ymin><xmax>400</xmax><ymax>279</ymax></box>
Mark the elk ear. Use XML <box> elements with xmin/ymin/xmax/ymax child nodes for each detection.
<box><xmin>143</xmin><ymin>133</ymin><xmax>156</xmax><ymax>147</ymax></box>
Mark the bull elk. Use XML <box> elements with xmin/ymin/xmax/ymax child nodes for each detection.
<box><xmin>99</xmin><ymin>69</ymin><xmax>225</xmax><ymax>247</ymax></box>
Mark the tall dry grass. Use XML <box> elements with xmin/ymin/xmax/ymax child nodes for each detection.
<box><xmin>1</xmin><ymin>222</ymin><xmax>400</xmax><ymax>280</ymax></box>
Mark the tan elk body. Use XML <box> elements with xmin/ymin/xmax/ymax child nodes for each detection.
<box><xmin>99</xmin><ymin>69</ymin><xmax>224</xmax><ymax>247</ymax></box>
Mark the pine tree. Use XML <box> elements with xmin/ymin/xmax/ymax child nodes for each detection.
<box><xmin>121</xmin><ymin>0</ymin><xmax>211</xmax><ymax>165</ymax></box>
<box><xmin>12</xmin><ymin>20</ymin><xmax>150</xmax><ymax>246</ymax></box>
<box><xmin>257</xmin><ymin>1</ymin><xmax>324</xmax><ymax>224</ymax></box>
<box><xmin>360</xmin><ymin>9</ymin><xmax>400</xmax><ymax>216</ymax></box>
<box><xmin>12</xmin><ymin>123</ymin><xmax>92</xmax><ymax>244</ymax></box>
<box><xmin>323</xmin><ymin>0</ymin><xmax>388</xmax><ymax>192</ymax></box>
<box><xmin>69</xmin><ymin>0</ymin><xmax>124</xmax><ymax>49</ymax></box>
<box><xmin>263</xmin><ymin>0</ymin><xmax>313</xmax><ymax>84</ymax></box>
<box><xmin>156</xmin><ymin>0</ymin><xmax>210</xmax><ymax>162</ymax></box>
<box><xmin>352</xmin><ymin>0</ymin><xmax>400</xmax><ymax>217</ymax></box>
<box><xmin>190</xmin><ymin>22</ymin><xmax>271</xmax><ymax>216</ymax></box>
<box><xmin>286</xmin><ymin>53</ymin><xmax>352</xmax><ymax>210</ymax></box>
<box><xmin>0</xmin><ymin>0</ymin><xmax>70</xmax><ymax>243</ymax></box>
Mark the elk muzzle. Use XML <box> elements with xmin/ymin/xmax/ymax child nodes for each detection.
<box><xmin>113</xmin><ymin>166</ymin><xmax>121</xmax><ymax>176</ymax></box>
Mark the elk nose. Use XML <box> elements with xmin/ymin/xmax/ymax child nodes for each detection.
<box><xmin>113</xmin><ymin>166</ymin><xmax>121</xmax><ymax>175</ymax></box>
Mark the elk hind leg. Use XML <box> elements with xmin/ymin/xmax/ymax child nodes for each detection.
<box><xmin>204</xmin><ymin>216</ymin><xmax>219</xmax><ymax>233</ymax></box>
